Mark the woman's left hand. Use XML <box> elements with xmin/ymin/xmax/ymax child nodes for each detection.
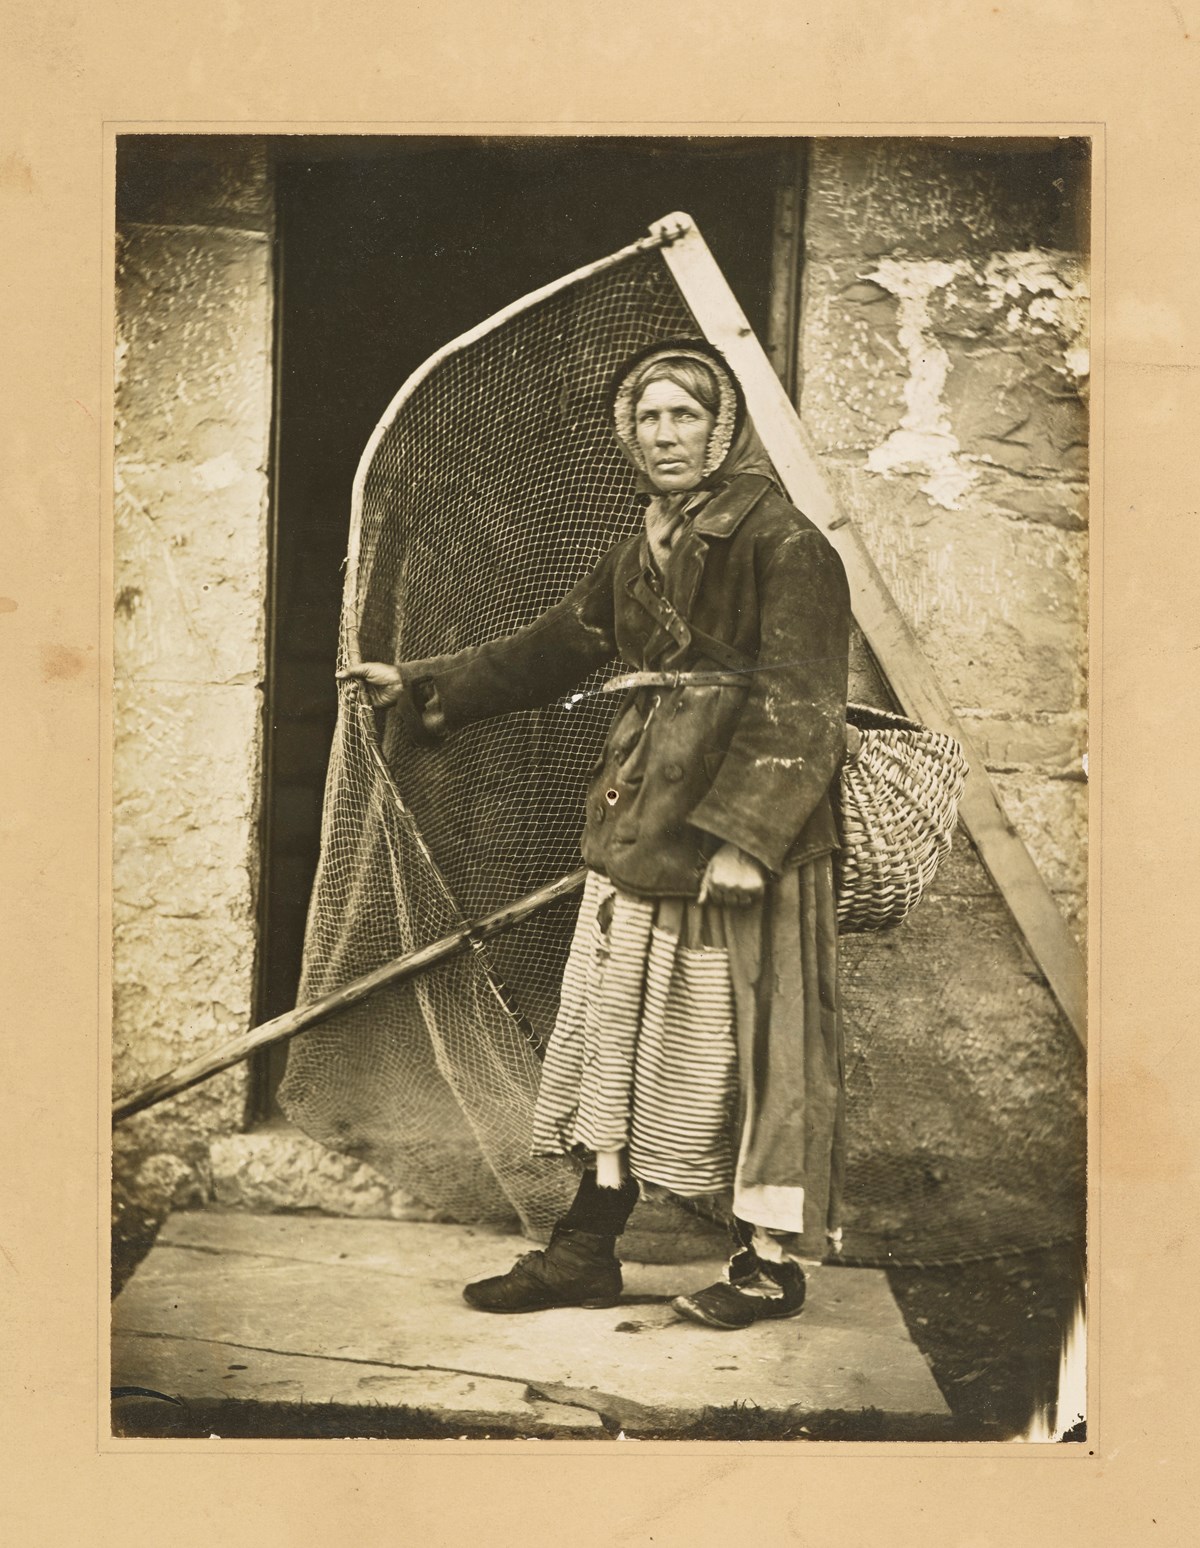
<box><xmin>698</xmin><ymin>843</ymin><xmax>767</xmax><ymax>906</ymax></box>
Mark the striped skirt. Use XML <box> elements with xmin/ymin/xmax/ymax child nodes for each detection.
<box><xmin>532</xmin><ymin>856</ymin><xmax>845</xmax><ymax>1248</ymax></box>
<box><xmin>531</xmin><ymin>870</ymin><xmax>740</xmax><ymax>1197</ymax></box>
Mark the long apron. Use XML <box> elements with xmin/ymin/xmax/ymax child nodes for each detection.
<box><xmin>531</xmin><ymin>859</ymin><xmax>845</xmax><ymax>1254</ymax></box>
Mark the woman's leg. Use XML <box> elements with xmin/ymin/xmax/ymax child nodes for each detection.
<box><xmin>559</xmin><ymin>1166</ymin><xmax>641</xmax><ymax>1235</ymax></box>
<box><xmin>671</xmin><ymin>1216</ymin><xmax>808</xmax><ymax>1330</ymax></box>
<box><xmin>462</xmin><ymin>1166</ymin><xmax>639</xmax><ymax>1314</ymax></box>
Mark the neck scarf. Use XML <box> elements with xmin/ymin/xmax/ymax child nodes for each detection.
<box><xmin>644</xmin><ymin>488</ymin><xmax>710</xmax><ymax>572</ymax></box>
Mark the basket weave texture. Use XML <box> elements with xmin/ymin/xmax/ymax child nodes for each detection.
<box><xmin>835</xmin><ymin>703</ymin><xmax>970</xmax><ymax>932</ymax></box>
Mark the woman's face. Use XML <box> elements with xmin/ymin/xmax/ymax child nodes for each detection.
<box><xmin>634</xmin><ymin>379</ymin><xmax>716</xmax><ymax>492</ymax></box>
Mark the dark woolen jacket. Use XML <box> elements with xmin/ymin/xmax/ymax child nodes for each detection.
<box><xmin>401</xmin><ymin>472</ymin><xmax>851</xmax><ymax>898</ymax></box>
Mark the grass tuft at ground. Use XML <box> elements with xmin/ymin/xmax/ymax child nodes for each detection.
<box><xmin>111</xmin><ymin>1396</ymin><xmax>954</xmax><ymax>1442</ymax></box>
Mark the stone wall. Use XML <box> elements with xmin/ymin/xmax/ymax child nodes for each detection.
<box><xmin>793</xmin><ymin>140</ymin><xmax>1088</xmax><ymax>1257</ymax></box>
<box><xmin>799</xmin><ymin>138</ymin><xmax>1089</xmax><ymax>937</ymax></box>
<box><xmin>112</xmin><ymin>139</ymin><xmax>275</xmax><ymax>1212</ymax></box>
<box><xmin>110</xmin><ymin>137</ymin><xmax>1087</xmax><ymax>1254</ymax></box>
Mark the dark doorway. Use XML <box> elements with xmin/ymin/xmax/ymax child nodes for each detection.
<box><xmin>255</xmin><ymin>136</ymin><xmax>798</xmax><ymax>1114</ymax></box>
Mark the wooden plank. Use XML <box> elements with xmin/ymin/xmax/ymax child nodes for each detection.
<box><xmin>655</xmin><ymin>212</ymin><xmax>1086</xmax><ymax>1046</ymax></box>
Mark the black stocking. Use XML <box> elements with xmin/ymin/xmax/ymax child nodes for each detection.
<box><xmin>559</xmin><ymin>1167</ymin><xmax>641</xmax><ymax>1237</ymax></box>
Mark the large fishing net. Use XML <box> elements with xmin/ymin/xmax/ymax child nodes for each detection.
<box><xmin>279</xmin><ymin>222</ymin><xmax>1085</xmax><ymax>1265</ymax></box>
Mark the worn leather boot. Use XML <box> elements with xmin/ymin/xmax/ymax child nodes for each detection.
<box><xmin>672</xmin><ymin>1250</ymin><xmax>806</xmax><ymax>1331</ymax></box>
<box><xmin>462</xmin><ymin>1225</ymin><xmax>623</xmax><ymax>1313</ymax></box>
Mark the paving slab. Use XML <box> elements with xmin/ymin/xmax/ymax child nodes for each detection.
<box><xmin>112</xmin><ymin>1212</ymin><xmax>949</xmax><ymax>1434</ymax></box>
<box><xmin>111</xmin><ymin>1332</ymin><xmax>605</xmax><ymax>1434</ymax></box>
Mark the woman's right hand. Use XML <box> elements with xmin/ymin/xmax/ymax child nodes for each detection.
<box><xmin>336</xmin><ymin>661</ymin><xmax>404</xmax><ymax>709</ymax></box>
<box><xmin>697</xmin><ymin>842</ymin><xmax>767</xmax><ymax>907</ymax></box>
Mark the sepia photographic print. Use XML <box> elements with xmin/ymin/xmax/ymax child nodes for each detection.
<box><xmin>110</xmin><ymin>133</ymin><xmax>1089</xmax><ymax>1444</ymax></box>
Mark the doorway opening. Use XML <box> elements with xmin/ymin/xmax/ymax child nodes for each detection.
<box><xmin>254</xmin><ymin>136</ymin><xmax>803</xmax><ymax>1116</ymax></box>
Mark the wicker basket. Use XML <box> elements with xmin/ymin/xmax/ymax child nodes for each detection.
<box><xmin>834</xmin><ymin>703</ymin><xmax>969</xmax><ymax>932</ymax></box>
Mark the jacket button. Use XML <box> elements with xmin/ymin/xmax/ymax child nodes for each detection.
<box><xmin>663</xmin><ymin>762</ymin><xmax>684</xmax><ymax>782</ymax></box>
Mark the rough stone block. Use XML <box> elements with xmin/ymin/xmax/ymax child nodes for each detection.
<box><xmin>823</xmin><ymin>468</ymin><xmax>1086</xmax><ymax>717</ymax></box>
<box><xmin>114</xmin><ymin>464</ymin><xmax>269</xmax><ymax>685</ymax></box>
<box><xmin>112</xmin><ymin>947</ymin><xmax>254</xmax><ymax>1082</ymax></box>
<box><xmin>209</xmin><ymin>1130</ymin><xmax>443</xmax><ymax>1221</ymax></box>
<box><xmin>944</xmin><ymin>344</ymin><xmax>1087</xmax><ymax>477</ymax></box>
<box><xmin>991</xmin><ymin>772</ymin><xmax>1089</xmax><ymax>902</ymax></box>
<box><xmin>113</xmin><ymin>680</ymin><xmax>262</xmax><ymax>917</ymax></box>
<box><xmin>112</xmin><ymin>1069</ymin><xmax>250</xmax><ymax>1163</ymax></box>
<box><xmin>113</xmin><ymin>202</ymin><xmax>273</xmax><ymax>1181</ymax></box>
<box><xmin>931</xmin><ymin>249</ymin><xmax>1088</xmax><ymax>356</ymax></box>
<box><xmin>114</xmin><ymin>223</ymin><xmax>272</xmax><ymax>686</ymax></box>
<box><xmin>798</xmin><ymin>280</ymin><xmax>909</xmax><ymax>450</ymax></box>
<box><xmin>973</xmin><ymin>469</ymin><xmax>1088</xmax><ymax>531</ymax></box>
<box><xmin>803</xmin><ymin>238</ymin><xmax>1088</xmax><ymax>501</ymax></box>
<box><xmin>116</xmin><ymin>226</ymin><xmax>272</xmax><ymax>460</ymax></box>
<box><xmin>804</xmin><ymin>139</ymin><xmax>1085</xmax><ymax>263</ymax></box>
<box><xmin>136</xmin><ymin>1152</ymin><xmax>208</xmax><ymax>1210</ymax></box>
<box><xmin>958</xmin><ymin>711</ymin><xmax>1086</xmax><ymax>772</ymax></box>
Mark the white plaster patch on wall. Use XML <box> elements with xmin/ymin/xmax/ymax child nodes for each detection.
<box><xmin>981</xmin><ymin>248</ymin><xmax>1090</xmax><ymax>380</ymax></box>
<box><xmin>863</xmin><ymin>258</ymin><xmax>976</xmax><ymax>510</ymax></box>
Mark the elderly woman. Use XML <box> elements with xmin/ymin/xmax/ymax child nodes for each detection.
<box><xmin>342</xmin><ymin>339</ymin><xmax>851</xmax><ymax>1330</ymax></box>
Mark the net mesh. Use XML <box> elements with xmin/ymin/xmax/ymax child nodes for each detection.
<box><xmin>279</xmin><ymin>235</ymin><xmax>1085</xmax><ymax>1264</ymax></box>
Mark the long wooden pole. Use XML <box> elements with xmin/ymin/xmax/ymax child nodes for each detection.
<box><xmin>112</xmin><ymin>868</ymin><xmax>587</xmax><ymax>1125</ymax></box>
<box><xmin>655</xmin><ymin>211</ymin><xmax>1086</xmax><ymax>1046</ymax></box>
